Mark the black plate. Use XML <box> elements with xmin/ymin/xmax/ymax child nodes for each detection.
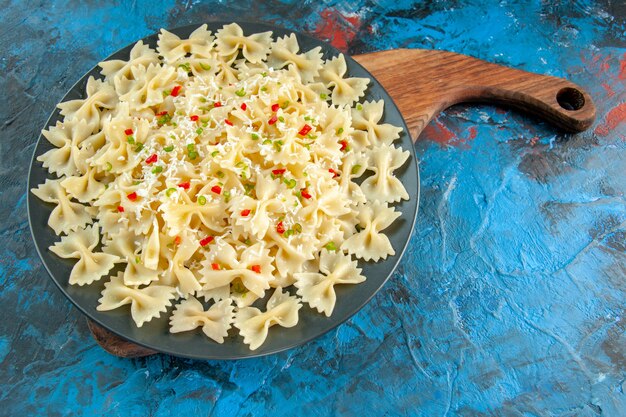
<box><xmin>27</xmin><ymin>22</ymin><xmax>420</xmax><ymax>359</ymax></box>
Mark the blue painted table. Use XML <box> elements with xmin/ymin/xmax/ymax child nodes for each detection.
<box><xmin>1</xmin><ymin>1</ymin><xmax>625</xmax><ymax>415</ymax></box>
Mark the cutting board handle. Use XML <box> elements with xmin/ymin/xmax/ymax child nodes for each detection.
<box><xmin>354</xmin><ymin>49</ymin><xmax>596</xmax><ymax>140</ymax></box>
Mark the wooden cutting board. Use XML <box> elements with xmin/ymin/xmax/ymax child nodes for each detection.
<box><xmin>87</xmin><ymin>48</ymin><xmax>596</xmax><ymax>358</ymax></box>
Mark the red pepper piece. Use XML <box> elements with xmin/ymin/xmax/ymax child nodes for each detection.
<box><xmin>200</xmin><ymin>236</ymin><xmax>214</xmax><ymax>246</ymax></box>
<box><xmin>339</xmin><ymin>140</ymin><xmax>348</xmax><ymax>151</ymax></box>
<box><xmin>225</xmin><ymin>119</ymin><xmax>233</xmax><ymax>126</ymax></box>
<box><xmin>251</xmin><ymin>265</ymin><xmax>261</xmax><ymax>274</ymax></box>
<box><xmin>276</xmin><ymin>221</ymin><xmax>285</xmax><ymax>234</ymax></box>
<box><xmin>240</xmin><ymin>103</ymin><xmax>247</xmax><ymax>111</ymax></box>
<box><xmin>173</xmin><ymin>236</ymin><xmax>182</xmax><ymax>246</ymax></box>
<box><xmin>170</xmin><ymin>85</ymin><xmax>182</xmax><ymax>97</ymax></box>
<box><xmin>124</xmin><ymin>128</ymin><xmax>134</xmax><ymax>135</ymax></box>
<box><xmin>211</xmin><ymin>185</ymin><xmax>222</xmax><ymax>194</ymax></box>
<box><xmin>268</xmin><ymin>115</ymin><xmax>278</xmax><ymax>125</ymax></box>
<box><xmin>298</xmin><ymin>124</ymin><xmax>312</xmax><ymax>136</ymax></box>
<box><xmin>329</xmin><ymin>169</ymin><xmax>339</xmax><ymax>178</ymax></box>
<box><xmin>190</xmin><ymin>115</ymin><xmax>199</xmax><ymax>121</ymax></box>
<box><xmin>271</xmin><ymin>103</ymin><xmax>279</xmax><ymax>112</ymax></box>
<box><xmin>241</xmin><ymin>209</ymin><xmax>251</xmax><ymax>217</ymax></box>
<box><xmin>213</xmin><ymin>101</ymin><xmax>222</xmax><ymax>108</ymax></box>
<box><xmin>156</xmin><ymin>110</ymin><xmax>168</xmax><ymax>116</ymax></box>
<box><xmin>211</xmin><ymin>263</ymin><xmax>220</xmax><ymax>270</ymax></box>
<box><xmin>177</xmin><ymin>181</ymin><xmax>190</xmax><ymax>190</ymax></box>
<box><xmin>117</xmin><ymin>206</ymin><xmax>125</xmax><ymax>213</ymax></box>
<box><xmin>272</xmin><ymin>168</ymin><xmax>286</xmax><ymax>176</ymax></box>
<box><xmin>145</xmin><ymin>154</ymin><xmax>158</xmax><ymax>164</ymax></box>
<box><xmin>301</xmin><ymin>189</ymin><xmax>312</xmax><ymax>199</ymax></box>
<box><xmin>127</xmin><ymin>192</ymin><xmax>138</xmax><ymax>201</ymax></box>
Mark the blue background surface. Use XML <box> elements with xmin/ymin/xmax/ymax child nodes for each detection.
<box><xmin>1</xmin><ymin>1</ymin><xmax>625</xmax><ymax>415</ymax></box>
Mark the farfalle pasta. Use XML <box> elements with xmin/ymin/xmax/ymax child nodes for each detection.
<box><xmin>32</xmin><ymin>23</ymin><xmax>409</xmax><ymax>350</ymax></box>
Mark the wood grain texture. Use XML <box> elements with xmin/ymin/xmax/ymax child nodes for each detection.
<box><xmin>88</xmin><ymin>48</ymin><xmax>597</xmax><ymax>358</ymax></box>
<box><xmin>87</xmin><ymin>320</ymin><xmax>156</xmax><ymax>358</ymax></box>
<box><xmin>354</xmin><ymin>49</ymin><xmax>596</xmax><ymax>140</ymax></box>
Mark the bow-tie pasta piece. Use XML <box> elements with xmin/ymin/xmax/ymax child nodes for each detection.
<box><xmin>37</xmin><ymin>119</ymin><xmax>95</xmax><ymax>177</ymax></box>
<box><xmin>318</xmin><ymin>54</ymin><xmax>369</xmax><ymax>106</ymax></box>
<box><xmin>97</xmin><ymin>272</ymin><xmax>178</xmax><ymax>327</ymax></box>
<box><xmin>118</xmin><ymin>64</ymin><xmax>177</xmax><ymax>111</ymax></box>
<box><xmin>31</xmin><ymin>179</ymin><xmax>94</xmax><ymax>235</ymax></box>
<box><xmin>157</xmin><ymin>24</ymin><xmax>215</xmax><ymax>64</ymax></box>
<box><xmin>49</xmin><ymin>223</ymin><xmax>119</xmax><ymax>285</ymax></box>
<box><xmin>267</xmin><ymin>33</ymin><xmax>323</xmax><ymax>83</ymax></box>
<box><xmin>295</xmin><ymin>249</ymin><xmax>365</xmax><ymax>316</ymax></box>
<box><xmin>234</xmin><ymin>287</ymin><xmax>302</xmax><ymax>350</ymax></box>
<box><xmin>361</xmin><ymin>144</ymin><xmax>410</xmax><ymax>203</ymax></box>
<box><xmin>169</xmin><ymin>296</ymin><xmax>235</xmax><ymax>343</ymax></box>
<box><xmin>99</xmin><ymin>41</ymin><xmax>160</xmax><ymax>95</ymax></box>
<box><xmin>351</xmin><ymin>100</ymin><xmax>403</xmax><ymax>147</ymax></box>
<box><xmin>215</xmin><ymin>23</ymin><xmax>272</xmax><ymax>64</ymax></box>
<box><xmin>342</xmin><ymin>201</ymin><xmax>401</xmax><ymax>262</ymax></box>
<box><xmin>57</xmin><ymin>77</ymin><xmax>118</xmax><ymax>133</ymax></box>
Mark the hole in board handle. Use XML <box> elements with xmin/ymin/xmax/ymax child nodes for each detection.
<box><xmin>556</xmin><ymin>87</ymin><xmax>585</xmax><ymax>111</ymax></box>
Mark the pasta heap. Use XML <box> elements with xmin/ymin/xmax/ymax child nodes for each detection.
<box><xmin>32</xmin><ymin>24</ymin><xmax>410</xmax><ymax>350</ymax></box>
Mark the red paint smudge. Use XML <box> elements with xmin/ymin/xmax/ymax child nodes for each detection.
<box><xmin>495</xmin><ymin>107</ymin><xmax>507</xmax><ymax>114</ymax></box>
<box><xmin>601</xmin><ymin>82</ymin><xmax>615</xmax><ymax>98</ymax></box>
<box><xmin>529</xmin><ymin>136</ymin><xmax>539</xmax><ymax>146</ymax></box>
<box><xmin>314</xmin><ymin>8</ymin><xmax>362</xmax><ymax>51</ymax></box>
<box><xmin>467</xmin><ymin>126</ymin><xmax>477</xmax><ymax>140</ymax></box>
<box><xmin>422</xmin><ymin>120</ymin><xmax>457</xmax><ymax>146</ymax></box>
<box><xmin>595</xmin><ymin>102</ymin><xmax>626</xmax><ymax>136</ymax></box>
<box><xmin>619</xmin><ymin>53</ymin><xmax>626</xmax><ymax>80</ymax></box>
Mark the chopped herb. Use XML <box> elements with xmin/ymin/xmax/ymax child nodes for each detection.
<box><xmin>304</xmin><ymin>116</ymin><xmax>311</xmax><ymax>121</ymax></box>
<box><xmin>303</xmin><ymin>143</ymin><xmax>311</xmax><ymax>150</ymax></box>
<box><xmin>244</xmin><ymin>183</ymin><xmax>255</xmax><ymax>195</ymax></box>
<box><xmin>260</xmin><ymin>86</ymin><xmax>267</xmax><ymax>92</ymax></box>
<box><xmin>231</xmin><ymin>279</ymin><xmax>247</xmax><ymax>293</ymax></box>
<box><xmin>320</xmin><ymin>93</ymin><xmax>327</xmax><ymax>99</ymax></box>
<box><xmin>281</xmin><ymin>101</ymin><xmax>289</xmax><ymax>109</ymax></box>
<box><xmin>284</xmin><ymin>178</ymin><xmax>297</xmax><ymax>189</ymax></box>
<box><xmin>262</xmin><ymin>139</ymin><xmax>272</xmax><ymax>145</ymax></box>
<box><xmin>356</xmin><ymin>103</ymin><xmax>363</xmax><ymax>110</ymax></box>
<box><xmin>337</xmin><ymin>127</ymin><xmax>344</xmax><ymax>135</ymax></box>
<box><xmin>236</xmin><ymin>161</ymin><xmax>247</xmax><ymax>169</ymax></box>
<box><xmin>244</xmin><ymin>238</ymin><xmax>252</xmax><ymax>245</ymax></box>
<box><xmin>293</xmin><ymin>223</ymin><xmax>302</xmax><ymax>233</ymax></box>
<box><xmin>163</xmin><ymin>145</ymin><xmax>174</xmax><ymax>152</ymax></box>
<box><xmin>196</xmin><ymin>127</ymin><xmax>203</xmax><ymax>135</ymax></box>
<box><xmin>199</xmin><ymin>62</ymin><xmax>211</xmax><ymax>71</ymax></box>
<box><xmin>198</xmin><ymin>195</ymin><xmax>207</xmax><ymax>205</ymax></box>
<box><xmin>278</xmin><ymin>116</ymin><xmax>285</xmax><ymax>123</ymax></box>
<box><xmin>216</xmin><ymin>170</ymin><xmax>225</xmax><ymax>178</ymax></box>
<box><xmin>261</xmin><ymin>71</ymin><xmax>268</xmax><ymax>77</ymax></box>
<box><xmin>126</xmin><ymin>135</ymin><xmax>135</xmax><ymax>144</ymax></box>
<box><xmin>134</xmin><ymin>143</ymin><xmax>144</xmax><ymax>152</ymax></box>
<box><xmin>251</xmin><ymin>133</ymin><xmax>259</xmax><ymax>140</ymax></box>
<box><xmin>132</xmin><ymin>180</ymin><xmax>142</xmax><ymax>185</ymax></box>
<box><xmin>135</xmin><ymin>256</ymin><xmax>141</xmax><ymax>264</ymax></box>
<box><xmin>187</xmin><ymin>143</ymin><xmax>195</xmax><ymax>152</ymax></box>
<box><xmin>157</xmin><ymin>113</ymin><xmax>172</xmax><ymax>125</ymax></box>
<box><xmin>351</xmin><ymin>164</ymin><xmax>362</xmax><ymax>175</ymax></box>
<box><xmin>235</xmin><ymin>87</ymin><xmax>245</xmax><ymax>97</ymax></box>
<box><xmin>152</xmin><ymin>166</ymin><xmax>163</xmax><ymax>174</ymax></box>
<box><xmin>211</xmin><ymin>150</ymin><xmax>219</xmax><ymax>157</ymax></box>
<box><xmin>284</xmin><ymin>229</ymin><xmax>294</xmax><ymax>237</ymax></box>
<box><xmin>105</xmin><ymin>162</ymin><xmax>112</xmax><ymax>171</ymax></box>
<box><xmin>178</xmin><ymin>62</ymin><xmax>191</xmax><ymax>72</ymax></box>
<box><xmin>188</xmin><ymin>151</ymin><xmax>198</xmax><ymax>160</ymax></box>
<box><xmin>166</xmin><ymin>188</ymin><xmax>176</xmax><ymax>197</ymax></box>
<box><xmin>325</xmin><ymin>241</ymin><xmax>338</xmax><ymax>251</ymax></box>
<box><xmin>162</xmin><ymin>90</ymin><xmax>171</xmax><ymax>97</ymax></box>
<box><xmin>199</xmin><ymin>97</ymin><xmax>207</xmax><ymax>103</ymax></box>
<box><xmin>223</xmin><ymin>190</ymin><xmax>231</xmax><ymax>202</ymax></box>
<box><xmin>307</xmin><ymin>133</ymin><xmax>317</xmax><ymax>140</ymax></box>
